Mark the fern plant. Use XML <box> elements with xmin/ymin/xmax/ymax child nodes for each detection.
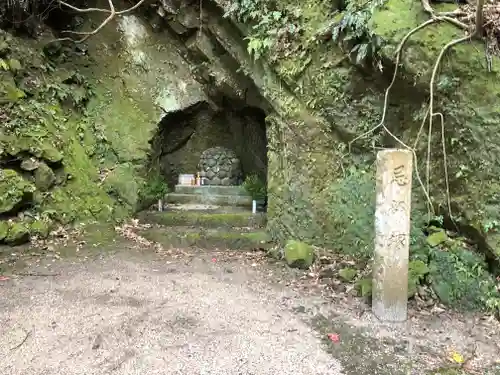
<box><xmin>224</xmin><ymin>0</ymin><xmax>302</xmax><ymax>61</ymax></box>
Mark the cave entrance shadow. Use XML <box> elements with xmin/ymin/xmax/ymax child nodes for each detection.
<box><xmin>146</xmin><ymin>96</ymin><xmax>268</xmax><ymax>210</ymax></box>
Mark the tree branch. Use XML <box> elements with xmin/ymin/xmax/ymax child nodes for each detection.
<box><xmin>54</xmin><ymin>0</ymin><xmax>147</xmax><ymax>43</ymax></box>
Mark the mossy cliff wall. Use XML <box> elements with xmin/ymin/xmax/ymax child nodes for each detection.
<box><xmin>214</xmin><ymin>0</ymin><xmax>500</xmax><ymax>259</ymax></box>
<box><xmin>0</xmin><ymin>1</ymin><xmax>210</xmax><ymax>243</ymax></box>
<box><xmin>212</xmin><ymin>0</ymin><xmax>500</xmax><ymax>308</ymax></box>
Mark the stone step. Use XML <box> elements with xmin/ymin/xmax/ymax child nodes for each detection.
<box><xmin>138</xmin><ymin>227</ymin><xmax>271</xmax><ymax>250</ymax></box>
<box><xmin>174</xmin><ymin>185</ymin><xmax>250</xmax><ymax>196</ymax></box>
<box><xmin>166</xmin><ymin>193</ymin><xmax>253</xmax><ymax>207</ymax></box>
<box><xmin>137</xmin><ymin>211</ymin><xmax>266</xmax><ymax>229</ymax></box>
<box><xmin>164</xmin><ymin>204</ymin><xmax>252</xmax><ymax>213</ymax></box>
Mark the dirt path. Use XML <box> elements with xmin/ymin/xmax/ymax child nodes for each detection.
<box><xmin>0</xmin><ymin>233</ymin><xmax>499</xmax><ymax>374</ymax></box>
<box><xmin>0</xmin><ymin>246</ymin><xmax>343</xmax><ymax>375</ymax></box>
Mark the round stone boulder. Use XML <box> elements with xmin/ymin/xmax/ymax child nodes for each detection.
<box><xmin>198</xmin><ymin>147</ymin><xmax>241</xmax><ymax>186</ymax></box>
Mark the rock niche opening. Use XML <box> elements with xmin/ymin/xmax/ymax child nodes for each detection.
<box><xmin>148</xmin><ymin>96</ymin><xmax>268</xmax><ymax>193</ymax></box>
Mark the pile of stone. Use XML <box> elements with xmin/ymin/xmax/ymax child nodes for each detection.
<box><xmin>198</xmin><ymin>147</ymin><xmax>242</xmax><ymax>186</ymax></box>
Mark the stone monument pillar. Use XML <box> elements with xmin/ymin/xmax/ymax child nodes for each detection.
<box><xmin>372</xmin><ymin>149</ymin><xmax>413</xmax><ymax>322</ymax></box>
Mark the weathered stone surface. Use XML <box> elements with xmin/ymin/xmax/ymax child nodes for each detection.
<box><xmin>372</xmin><ymin>150</ymin><xmax>412</xmax><ymax>322</ymax></box>
<box><xmin>20</xmin><ymin>157</ymin><xmax>40</xmax><ymax>171</ymax></box>
<box><xmin>198</xmin><ymin>147</ymin><xmax>242</xmax><ymax>186</ymax></box>
<box><xmin>34</xmin><ymin>162</ymin><xmax>56</xmax><ymax>192</ymax></box>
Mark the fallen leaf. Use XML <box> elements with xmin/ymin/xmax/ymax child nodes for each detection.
<box><xmin>450</xmin><ymin>351</ymin><xmax>464</xmax><ymax>364</ymax></box>
<box><xmin>327</xmin><ymin>333</ymin><xmax>340</xmax><ymax>343</ymax></box>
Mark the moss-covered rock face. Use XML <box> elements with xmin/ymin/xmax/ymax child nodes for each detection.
<box><xmin>5</xmin><ymin>222</ymin><xmax>30</xmax><ymax>245</ymax></box>
<box><xmin>29</xmin><ymin>219</ymin><xmax>52</xmax><ymax>239</ymax></box>
<box><xmin>212</xmin><ymin>0</ymin><xmax>500</xmax><ymax>311</ymax></box>
<box><xmin>0</xmin><ymin>4</ymin><xmax>213</xmax><ymax>244</ymax></box>
<box><xmin>0</xmin><ymin>169</ymin><xmax>35</xmax><ymax>214</ymax></box>
<box><xmin>428</xmin><ymin>240</ymin><xmax>499</xmax><ymax>311</ymax></box>
<box><xmin>284</xmin><ymin>240</ymin><xmax>315</xmax><ymax>269</ymax></box>
<box><xmin>370</xmin><ymin>0</ymin><xmax>500</xmax><ymax>257</ymax></box>
<box><xmin>34</xmin><ymin>162</ymin><xmax>56</xmax><ymax>192</ymax></box>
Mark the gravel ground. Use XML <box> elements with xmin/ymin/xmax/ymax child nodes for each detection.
<box><xmin>0</xmin><ymin>249</ymin><xmax>343</xmax><ymax>375</ymax></box>
<box><xmin>1</xmin><ymin>233</ymin><xmax>499</xmax><ymax>375</ymax></box>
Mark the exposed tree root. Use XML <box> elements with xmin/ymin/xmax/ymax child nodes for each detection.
<box><xmin>425</xmin><ymin>35</ymin><xmax>471</xmax><ymax>216</ymax></box>
<box><xmin>54</xmin><ymin>0</ymin><xmax>147</xmax><ymax>43</ymax></box>
<box><xmin>348</xmin><ymin>0</ymin><xmax>486</xmax><ymax>220</ymax></box>
<box><xmin>348</xmin><ymin>18</ymin><xmax>438</xmax><ymax>215</ymax></box>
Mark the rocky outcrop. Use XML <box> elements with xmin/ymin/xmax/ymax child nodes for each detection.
<box><xmin>0</xmin><ymin>0</ymin><xmax>210</xmax><ymax>243</ymax></box>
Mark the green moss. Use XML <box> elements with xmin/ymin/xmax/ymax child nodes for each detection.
<box><xmin>284</xmin><ymin>240</ymin><xmax>314</xmax><ymax>269</ymax></box>
<box><xmin>338</xmin><ymin>267</ymin><xmax>357</xmax><ymax>282</ymax></box>
<box><xmin>237</xmin><ymin>231</ymin><xmax>270</xmax><ymax>243</ymax></box>
<box><xmin>104</xmin><ymin>163</ymin><xmax>141</xmax><ymax>208</ymax></box>
<box><xmin>426</xmin><ymin>229</ymin><xmax>448</xmax><ymax>247</ymax></box>
<box><xmin>408</xmin><ymin>260</ymin><xmax>430</xmax><ymax>298</ymax></box>
<box><xmin>0</xmin><ymin>169</ymin><xmax>35</xmax><ymax>214</ymax></box>
<box><xmin>41</xmin><ymin>144</ymin><xmax>63</xmax><ymax>163</ymax></box>
<box><xmin>87</xmin><ymin>92</ymin><xmax>153</xmax><ymax>163</ymax></box>
<box><xmin>42</xmin><ymin>135</ymin><xmax>118</xmax><ymax>224</ymax></box>
<box><xmin>355</xmin><ymin>278</ymin><xmax>373</xmax><ymax>297</ymax></box>
<box><xmin>138</xmin><ymin>211</ymin><xmax>267</xmax><ymax>228</ymax></box>
<box><xmin>5</xmin><ymin>222</ymin><xmax>29</xmax><ymax>244</ymax></box>
<box><xmin>139</xmin><ymin>228</ymin><xmax>269</xmax><ymax>250</ymax></box>
<box><xmin>1</xmin><ymin>135</ymin><xmax>63</xmax><ymax>163</ymax></box>
<box><xmin>0</xmin><ymin>68</ymin><xmax>23</xmax><ymax>100</ymax></box>
<box><xmin>428</xmin><ymin>243</ymin><xmax>499</xmax><ymax>310</ymax></box>
<box><xmin>29</xmin><ymin>219</ymin><xmax>51</xmax><ymax>239</ymax></box>
<box><xmin>319</xmin><ymin>167</ymin><xmax>375</xmax><ymax>257</ymax></box>
<box><xmin>0</xmin><ymin>220</ymin><xmax>8</xmax><ymax>241</ymax></box>
<box><xmin>7</xmin><ymin>58</ymin><xmax>21</xmax><ymax>72</ymax></box>
<box><xmin>136</xmin><ymin>172</ymin><xmax>169</xmax><ymax>210</ymax></box>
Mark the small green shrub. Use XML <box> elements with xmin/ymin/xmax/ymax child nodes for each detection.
<box><xmin>137</xmin><ymin>173</ymin><xmax>169</xmax><ymax>210</ymax></box>
<box><xmin>223</xmin><ymin>0</ymin><xmax>303</xmax><ymax>61</ymax></box>
<box><xmin>428</xmin><ymin>243</ymin><xmax>499</xmax><ymax>311</ymax></box>
<box><xmin>242</xmin><ymin>173</ymin><xmax>266</xmax><ymax>201</ymax></box>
